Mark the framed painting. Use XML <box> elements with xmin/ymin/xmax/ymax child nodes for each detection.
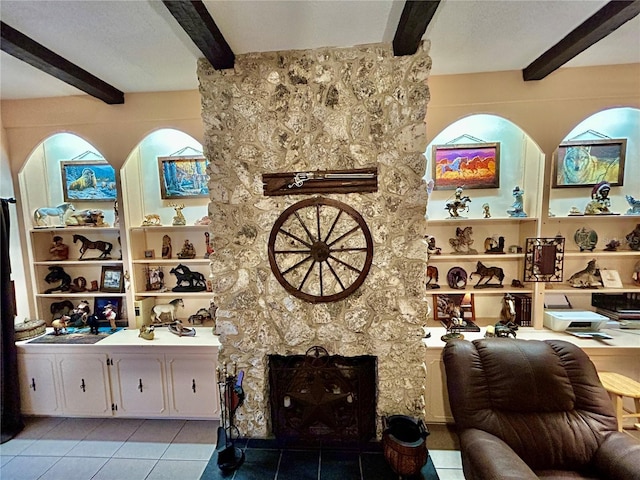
<box><xmin>553</xmin><ymin>139</ymin><xmax>626</xmax><ymax>188</ymax></box>
<box><xmin>61</xmin><ymin>160</ymin><xmax>117</xmax><ymax>202</ymax></box>
<box><xmin>94</xmin><ymin>297</ymin><xmax>122</xmax><ymax>321</ymax></box>
<box><xmin>100</xmin><ymin>265</ymin><xmax>124</xmax><ymax>293</ymax></box>
<box><xmin>158</xmin><ymin>156</ymin><xmax>209</xmax><ymax>199</ymax></box>
<box><xmin>432</xmin><ymin>142</ymin><xmax>500</xmax><ymax>190</ymax></box>
<box><xmin>432</xmin><ymin>293</ymin><xmax>478</xmax><ymax>331</ymax></box>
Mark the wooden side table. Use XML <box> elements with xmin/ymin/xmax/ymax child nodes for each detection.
<box><xmin>598</xmin><ymin>371</ymin><xmax>640</xmax><ymax>432</ymax></box>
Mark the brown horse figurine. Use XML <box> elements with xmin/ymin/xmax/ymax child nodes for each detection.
<box><xmin>73</xmin><ymin>234</ymin><xmax>113</xmax><ymax>259</ymax></box>
<box><xmin>469</xmin><ymin>261</ymin><xmax>504</xmax><ymax>288</ymax></box>
<box><xmin>425</xmin><ymin>266</ymin><xmax>440</xmax><ymax>289</ymax></box>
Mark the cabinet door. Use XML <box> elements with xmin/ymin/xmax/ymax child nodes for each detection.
<box><xmin>167</xmin><ymin>355</ymin><xmax>219</xmax><ymax>418</ymax></box>
<box><xmin>58</xmin><ymin>354</ymin><xmax>112</xmax><ymax>416</ymax></box>
<box><xmin>110</xmin><ymin>354</ymin><xmax>168</xmax><ymax>417</ymax></box>
<box><xmin>18</xmin><ymin>354</ymin><xmax>62</xmax><ymax>415</ymax></box>
<box><xmin>424</xmin><ymin>350</ymin><xmax>453</xmax><ymax>423</ymax></box>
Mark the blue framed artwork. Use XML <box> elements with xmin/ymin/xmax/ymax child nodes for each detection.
<box><xmin>61</xmin><ymin>160</ymin><xmax>117</xmax><ymax>202</ymax></box>
<box><xmin>158</xmin><ymin>156</ymin><xmax>209</xmax><ymax>199</ymax></box>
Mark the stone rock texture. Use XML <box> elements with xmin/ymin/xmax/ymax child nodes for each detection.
<box><xmin>198</xmin><ymin>42</ymin><xmax>431</xmax><ymax>437</ymax></box>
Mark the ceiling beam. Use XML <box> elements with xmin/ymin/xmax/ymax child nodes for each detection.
<box><xmin>393</xmin><ymin>1</ymin><xmax>440</xmax><ymax>56</ymax></box>
<box><xmin>523</xmin><ymin>0</ymin><xmax>640</xmax><ymax>81</ymax></box>
<box><xmin>162</xmin><ymin>0</ymin><xmax>234</xmax><ymax>70</ymax></box>
<box><xmin>0</xmin><ymin>21</ymin><xmax>124</xmax><ymax>104</ymax></box>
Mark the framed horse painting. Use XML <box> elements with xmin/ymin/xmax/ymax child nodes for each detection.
<box><xmin>431</xmin><ymin>142</ymin><xmax>500</xmax><ymax>190</ymax></box>
<box><xmin>432</xmin><ymin>293</ymin><xmax>478</xmax><ymax>331</ymax></box>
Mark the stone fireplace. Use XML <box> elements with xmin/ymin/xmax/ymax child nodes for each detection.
<box><xmin>198</xmin><ymin>41</ymin><xmax>431</xmax><ymax>437</ymax></box>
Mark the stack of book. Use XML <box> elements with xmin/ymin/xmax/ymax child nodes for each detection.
<box><xmin>592</xmin><ymin>293</ymin><xmax>640</xmax><ymax>328</ymax></box>
<box><xmin>512</xmin><ymin>293</ymin><xmax>532</xmax><ymax>327</ymax></box>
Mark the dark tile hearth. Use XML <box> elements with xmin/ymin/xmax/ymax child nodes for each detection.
<box><xmin>200</xmin><ymin>438</ymin><xmax>439</xmax><ymax>480</ymax></box>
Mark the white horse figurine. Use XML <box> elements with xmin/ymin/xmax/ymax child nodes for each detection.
<box><xmin>34</xmin><ymin>203</ymin><xmax>75</xmax><ymax>226</ymax></box>
<box><xmin>149</xmin><ymin>298</ymin><xmax>184</xmax><ymax>324</ymax></box>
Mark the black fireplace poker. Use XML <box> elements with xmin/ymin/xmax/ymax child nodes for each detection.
<box><xmin>216</xmin><ymin>363</ymin><xmax>245</xmax><ymax>473</ymax></box>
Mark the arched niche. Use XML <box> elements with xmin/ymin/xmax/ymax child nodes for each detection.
<box><xmin>549</xmin><ymin>107</ymin><xmax>640</xmax><ymax>217</ymax></box>
<box><xmin>121</xmin><ymin>128</ymin><xmax>207</xmax><ymax>227</ymax></box>
<box><xmin>18</xmin><ymin>132</ymin><xmax>116</xmax><ymax>226</ymax></box>
<box><xmin>424</xmin><ymin>114</ymin><xmax>544</xmax><ymax>220</ymax></box>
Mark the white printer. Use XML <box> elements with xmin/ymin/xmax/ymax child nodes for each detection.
<box><xmin>543</xmin><ymin>310</ymin><xmax>609</xmax><ymax>332</ymax></box>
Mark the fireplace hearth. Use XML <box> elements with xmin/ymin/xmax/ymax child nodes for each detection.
<box><xmin>269</xmin><ymin>347</ymin><xmax>377</xmax><ymax>442</ymax></box>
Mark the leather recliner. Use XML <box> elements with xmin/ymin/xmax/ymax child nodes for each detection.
<box><xmin>443</xmin><ymin>338</ymin><xmax>640</xmax><ymax>479</ymax></box>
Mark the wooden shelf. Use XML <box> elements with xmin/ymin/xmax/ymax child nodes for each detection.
<box><xmin>134</xmin><ymin>291</ymin><xmax>213</xmax><ymax>298</ymax></box>
<box><xmin>129</xmin><ymin>225</ymin><xmax>210</xmax><ymax>233</ymax></box>
<box><xmin>426</xmin><ymin>217</ymin><xmax>537</xmax><ymax>226</ymax></box>
<box><xmin>132</xmin><ymin>258</ymin><xmax>210</xmax><ymax>265</ymax></box>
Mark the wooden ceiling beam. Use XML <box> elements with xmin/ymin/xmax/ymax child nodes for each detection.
<box><xmin>523</xmin><ymin>0</ymin><xmax>640</xmax><ymax>81</ymax></box>
<box><xmin>0</xmin><ymin>21</ymin><xmax>124</xmax><ymax>104</ymax></box>
<box><xmin>393</xmin><ymin>1</ymin><xmax>440</xmax><ymax>56</ymax></box>
<box><xmin>162</xmin><ymin>0</ymin><xmax>234</xmax><ymax>70</ymax></box>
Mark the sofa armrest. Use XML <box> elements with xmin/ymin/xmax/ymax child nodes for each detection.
<box><xmin>459</xmin><ymin>429</ymin><xmax>537</xmax><ymax>480</ymax></box>
<box><xmin>593</xmin><ymin>431</ymin><xmax>640</xmax><ymax>480</ymax></box>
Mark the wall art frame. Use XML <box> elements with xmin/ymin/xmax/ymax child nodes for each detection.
<box><xmin>523</xmin><ymin>237</ymin><xmax>565</xmax><ymax>282</ymax></box>
<box><xmin>431</xmin><ymin>142</ymin><xmax>500</xmax><ymax>190</ymax></box>
<box><xmin>553</xmin><ymin>138</ymin><xmax>626</xmax><ymax>188</ymax></box>
<box><xmin>94</xmin><ymin>296</ymin><xmax>122</xmax><ymax>320</ymax></box>
<box><xmin>61</xmin><ymin>160</ymin><xmax>117</xmax><ymax>202</ymax></box>
<box><xmin>158</xmin><ymin>155</ymin><xmax>209</xmax><ymax>199</ymax></box>
<box><xmin>432</xmin><ymin>293</ymin><xmax>476</xmax><ymax>326</ymax></box>
<box><xmin>100</xmin><ymin>265</ymin><xmax>124</xmax><ymax>293</ymax></box>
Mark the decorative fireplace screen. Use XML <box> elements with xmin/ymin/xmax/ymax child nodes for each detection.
<box><xmin>269</xmin><ymin>347</ymin><xmax>377</xmax><ymax>442</ymax></box>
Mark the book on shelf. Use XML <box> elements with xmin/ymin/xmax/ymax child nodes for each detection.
<box><xmin>595</xmin><ymin>307</ymin><xmax>640</xmax><ymax>321</ymax></box>
<box><xmin>512</xmin><ymin>293</ymin><xmax>532</xmax><ymax>327</ymax></box>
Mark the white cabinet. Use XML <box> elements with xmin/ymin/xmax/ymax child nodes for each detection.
<box><xmin>109</xmin><ymin>354</ymin><xmax>168</xmax><ymax>417</ymax></box>
<box><xmin>58</xmin><ymin>353</ymin><xmax>112</xmax><ymax>416</ymax></box>
<box><xmin>17</xmin><ymin>353</ymin><xmax>62</xmax><ymax>415</ymax></box>
<box><xmin>167</xmin><ymin>354</ymin><xmax>220</xmax><ymax>418</ymax></box>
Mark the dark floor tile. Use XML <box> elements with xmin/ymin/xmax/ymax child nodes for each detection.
<box><xmin>233</xmin><ymin>449</ymin><xmax>280</xmax><ymax>480</ymax></box>
<box><xmin>360</xmin><ymin>452</ymin><xmax>401</xmax><ymax>480</ymax></box>
<box><xmin>245</xmin><ymin>437</ymin><xmax>280</xmax><ymax>449</ymax></box>
<box><xmin>320</xmin><ymin>450</ymin><xmax>361</xmax><ymax>480</ymax></box>
<box><xmin>277</xmin><ymin>450</ymin><xmax>320</xmax><ymax>480</ymax></box>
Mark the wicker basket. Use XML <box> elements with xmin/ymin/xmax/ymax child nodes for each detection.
<box><xmin>15</xmin><ymin>319</ymin><xmax>46</xmax><ymax>341</ymax></box>
<box><xmin>382</xmin><ymin>415</ymin><xmax>429</xmax><ymax>477</ymax></box>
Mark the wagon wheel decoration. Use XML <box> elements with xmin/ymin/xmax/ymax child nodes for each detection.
<box><xmin>268</xmin><ymin>197</ymin><xmax>373</xmax><ymax>303</ymax></box>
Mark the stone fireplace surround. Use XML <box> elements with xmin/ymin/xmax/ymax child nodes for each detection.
<box><xmin>198</xmin><ymin>41</ymin><xmax>431</xmax><ymax>438</ymax></box>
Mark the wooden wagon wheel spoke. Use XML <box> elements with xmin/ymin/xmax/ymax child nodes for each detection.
<box><xmin>268</xmin><ymin>197</ymin><xmax>373</xmax><ymax>303</ymax></box>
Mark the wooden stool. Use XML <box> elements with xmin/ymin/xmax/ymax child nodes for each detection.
<box><xmin>598</xmin><ymin>372</ymin><xmax>640</xmax><ymax>432</ymax></box>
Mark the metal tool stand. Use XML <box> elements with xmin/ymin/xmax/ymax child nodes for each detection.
<box><xmin>216</xmin><ymin>364</ymin><xmax>245</xmax><ymax>473</ymax></box>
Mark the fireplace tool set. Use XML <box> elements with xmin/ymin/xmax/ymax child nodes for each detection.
<box><xmin>215</xmin><ymin>363</ymin><xmax>245</xmax><ymax>473</ymax></box>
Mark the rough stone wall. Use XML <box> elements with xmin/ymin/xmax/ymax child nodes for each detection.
<box><xmin>198</xmin><ymin>42</ymin><xmax>431</xmax><ymax>437</ymax></box>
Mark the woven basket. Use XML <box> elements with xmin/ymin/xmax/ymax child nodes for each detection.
<box><xmin>15</xmin><ymin>319</ymin><xmax>46</xmax><ymax>341</ymax></box>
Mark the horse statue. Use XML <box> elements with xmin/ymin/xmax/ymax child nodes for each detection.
<box><xmin>445</xmin><ymin>195</ymin><xmax>471</xmax><ymax>218</ymax></box>
<box><xmin>469</xmin><ymin>261</ymin><xmax>505</xmax><ymax>288</ymax></box>
<box><xmin>170</xmin><ymin>264</ymin><xmax>207</xmax><ymax>291</ymax></box>
<box><xmin>425</xmin><ymin>265</ymin><xmax>440</xmax><ymax>289</ymax></box>
<box><xmin>149</xmin><ymin>298</ymin><xmax>184</xmax><ymax>324</ymax></box>
<box><xmin>500</xmin><ymin>293</ymin><xmax>517</xmax><ymax>324</ymax></box>
<box><xmin>73</xmin><ymin>234</ymin><xmax>113</xmax><ymax>259</ymax></box>
<box><xmin>33</xmin><ymin>203</ymin><xmax>75</xmax><ymax>226</ymax></box>
<box><xmin>44</xmin><ymin>266</ymin><xmax>72</xmax><ymax>293</ymax></box>
<box><xmin>449</xmin><ymin>226</ymin><xmax>477</xmax><ymax>254</ymax></box>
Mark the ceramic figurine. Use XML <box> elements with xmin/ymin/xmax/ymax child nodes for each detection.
<box><xmin>171</xmin><ymin>203</ymin><xmax>186</xmax><ymax>226</ymax></box>
<box><xmin>584</xmin><ymin>181</ymin><xmax>613</xmax><ymax>215</ymax></box>
<box><xmin>482</xmin><ymin>203</ymin><xmax>491</xmax><ymax>218</ymax></box>
<box><xmin>103</xmin><ymin>303</ymin><xmax>118</xmax><ymax>332</ymax></box>
<box><xmin>567</xmin><ymin>259</ymin><xmax>601</xmax><ymax>288</ymax></box>
<box><xmin>204</xmin><ymin>231</ymin><xmax>214</xmax><ymax>258</ymax></box>
<box><xmin>441</xmin><ymin>300</ymin><xmax>465</xmax><ymax>342</ymax></box>
<box><xmin>574</xmin><ymin>227</ymin><xmax>598</xmax><ymax>252</ymax></box>
<box><xmin>507</xmin><ymin>186</ymin><xmax>527</xmax><ymax>217</ymax></box>
<box><xmin>113</xmin><ymin>200</ymin><xmax>120</xmax><ymax>228</ymax></box>
<box><xmin>52</xmin><ymin>318</ymin><xmax>68</xmax><ymax>335</ymax></box>
<box><xmin>423</xmin><ymin>235</ymin><xmax>442</xmax><ymax>258</ymax></box>
<box><xmin>444</xmin><ymin>186</ymin><xmax>471</xmax><ymax>218</ymax></box>
<box><xmin>446</xmin><ymin>267</ymin><xmax>468</xmax><ymax>289</ymax></box>
<box><xmin>449</xmin><ymin>226</ymin><xmax>477</xmax><ymax>254</ymax></box>
<box><xmin>49</xmin><ymin>236</ymin><xmax>70</xmax><ymax>261</ymax></box>
<box><xmin>604</xmin><ymin>239</ymin><xmax>620</xmax><ymax>251</ymax></box>
<box><xmin>62</xmin><ymin>300</ymin><xmax>91</xmax><ymax>327</ymax></box>
<box><xmin>626</xmin><ymin>224</ymin><xmax>640</xmax><ymax>251</ymax></box>
<box><xmin>425</xmin><ymin>265</ymin><xmax>440</xmax><ymax>289</ymax></box>
<box><xmin>568</xmin><ymin>206</ymin><xmax>582</xmax><ymax>216</ymax></box>
<box><xmin>141</xmin><ymin>214</ymin><xmax>161</xmax><ymax>226</ymax></box>
<box><xmin>138</xmin><ymin>324</ymin><xmax>155</xmax><ymax>340</ymax></box>
<box><xmin>170</xmin><ymin>264</ymin><xmax>207</xmax><ymax>292</ymax></box>
<box><xmin>633</xmin><ymin>260</ymin><xmax>640</xmax><ymax>286</ymax></box>
<box><xmin>177</xmin><ymin>239</ymin><xmax>196</xmax><ymax>259</ymax></box>
<box><xmin>168</xmin><ymin>320</ymin><xmax>196</xmax><ymax>337</ymax></box>
<box><xmin>625</xmin><ymin>195</ymin><xmax>640</xmax><ymax>215</ymax></box>
<box><xmin>195</xmin><ymin>215</ymin><xmax>211</xmax><ymax>226</ymax></box>
<box><xmin>162</xmin><ymin>234</ymin><xmax>172</xmax><ymax>259</ymax></box>
<box><xmin>72</xmin><ymin>234</ymin><xmax>113</xmax><ymax>259</ymax></box>
<box><xmin>188</xmin><ymin>307</ymin><xmax>213</xmax><ymax>325</ymax></box>
<box><xmin>470</xmin><ymin>261</ymin><xmax>505</xmax><ymax>288</ymax></box>
<box><xmin>484</xmin><ymin>236</ymin><xmax>505</xmax><ymax>254</ymax></box>
<box><xmin>65</xmin><ymin>208</ymin><xmax>108</xmax><ymax>226</ymax></box>
<box><xmin>33</xmin><ymin>202</ymin><xmax>75</xmax><ymax>226</ymax></box>
<box><xmin>44</xmin><ymin>266</ymin><xmax>72</xmax><ymax>293</ymax></box>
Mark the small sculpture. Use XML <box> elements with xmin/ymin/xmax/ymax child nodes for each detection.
<box><xmin>567</xmin><ymin>259</ymin><xmax>602</xmax><ymax>288</ymax></box>
<box><xmin>87</xmin><ymin>314</ymin><xmax>100</xmax><ymax>334</ymax></box>
<box><xmin>170</xmin><ymin>264</ymin><xmax>207</xmax><ymax>292</ymax></box>
<box><xmin>625</xmin><ymin>195</ymin><xmax>640</xmax><ymax>215</ymax></box>
<box><xmin>574</xmin><ymin>227</ymin><xmax>598</xmax><ymax>252</ymax></box>
<box><xmin>44</xmin><ymin>266</ymin><xmax>72</xmax><ymax>293</ymax></box>
<box><xmin>65</xmin><ymin>209</ymin><xmax>108</xmax><ymax>226</ymax></box>
<box><xmin>177</xmin><ymin>239</ymin><xmax>196</xmax><ymax>259</ymax></box>
<box><xmin>113</xmin><ymin>200</ymin><xmax>120</xmax><ymax>228</ymax></box>
<box><xmin>482</xmin><ymin>203</ymin><xmax>491</xmax><ymax>218</ymax></box>
<box><xmin>168</xmin><ymin>320</ymin><xmax>196</xmax><ymax>337</ymax></box>
<box><xmin>626</xmin><ymin>224</ymin><xmax>640</xmax><ymax>251</ymax></box>
<box><xmin>446</xmin><ymin>267</ymin><xmax>468</xmax><ymax>289</ymax></box>
<box><xmin>449</xmin><ymin>226</ymin><xmax>477</xmax><ymax>254</ymax></box>
<box><xmin>171</xmin><ymin>204</ymin><xmax>186</xmax><ymax>226</ymax></box>
<box><xmin>444</xmin><ymin>186</ymin><xmax>471</xmax><ymax>218</ymax></box>
<box><xmin>507</xmin><ymin>186</ymin><xmax>527</xmax><ymax>217</ymax></box>
<box><xmin>103</xmin><ymin>303</ymin><xmax>118</xmax><ymax>332</ymax></box>
<box><xmin>485</xmin><ymin>322</ymin><xmax>517</xmax><ymax>338</ymax></box>
<box><xmin>469</xmin><ymin>261</ymin><xmax>505</xmax><ymax>288</ymax></box>
<box><xmin>499</xmin><ymin>293</ymin><xmax>518</xmax><ymax>325</ymax></box>
<box><xmin>138</xmin><ymin>324</ymin><xmax>155</xmax><ymax>340</ymax></box>
<box><xmin>69</xmin><ymin>276</ymin><xmax>88</xmax><ymax>293</ymax></box>
<box><xmin>141</xmin><ymin>214</ymin><xmax>161</xmax><ymax>226</ymax></box>
<box><xmin>162</xmin><ymin>235</ymin><xmax>172</xmax><ymax>259</ymax></box>
<box><xmin>33</xmin><ymin>203</ymin><xmax>75</xmax><ymax>226</ymax></box>
<box><xmin>633</xmin><ymin>260</ymin><xmax>640</xmax><ymax>286</ymax></box>
<box><xmin>194</xmin><ymin>215</ymin><xmax>211</xmax><ymax>226</ymax></box>
<box><xmin>425</xmin><ymin>266</ymin><xmax>440</xmax><ymax>289</ymax></box>
<box><xmin>568</xmin><ymin>206</ymin><xmax>582</xmax><ymax>216</ymax></box>
<box><xmin>188</xmin><ymin>307</ymin><xmax>213</xmax><ymax>325</ymax></box>
<box><xmin>441</xmin><ymin>300</ymin><xmax>465</xmax><ymax>342</ymax></box>
<box><xmin>52</xmin><ymin>318</ymin><xmax>67</xmax><ymax>335</ymax></box>
<box><xmin>484</xmin><ymin>236</ymin><xmax>505</xmax><ymax>254</ymax></box>
<box><xmin>149</xmin><ymin>298</ymin><xmax>184</xmax><ymax>324</ymax></box>
<box><xmin>49</xmin><ymin>236</ymin><xmax>69</xmax><ymax>261</ymax></box>
<box><xmin>73</xmin><ymin>234</ymin><xmax>113</xmax><ymax>259</ymax></box>
<box><xmin>50</xmin><ymin>299</ymin><xmax>74</xmax><ymax>321</ymax></box>
<box><xmin>423</xmin><ymin>235</ymin><xmax>442</xmax><ymax>258</ymax></box>
<box><xmin>604</xmin><ymin>239</ymin><xmax>620</xmax><ymax>251</ymax></box>
<box><xmin>204</xmin><ymin>231</ymin><xmax>215</xmax><ymax>259</ymax></box>
<box><xmin>584</xmin><ymin>181</ymin><xmax>613</xmax><ymax>215</ymax></box>
<box><xmin>61</xmin><ymin>300</ymin><xmax>91</xmax><ymax>327</ymax></box>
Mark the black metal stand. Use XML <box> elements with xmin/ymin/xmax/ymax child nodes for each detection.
<box><xmin>216</xmin><ymin>364</ymin><xmax>245</xmax><ymax>473</ymax></box>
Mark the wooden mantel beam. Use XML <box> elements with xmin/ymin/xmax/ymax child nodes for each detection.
<box><xmin>393</xmin><ymin>1</ymin><xmax>440</xmax><ymax>56</ymax></box>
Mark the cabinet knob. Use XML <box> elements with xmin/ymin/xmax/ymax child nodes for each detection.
<box><xmin>138</xmin><ymin>379</ymin><xmax>143</xmax><ymax>393</ymax></box>
<box><xmin>192</xmin><ymin>379</ymin><xmax>196</xmax><ymax>393</ymax></box>
<box><xmin>30</xmin><ymin>378</ymin><xmax>36</xmax><ymax>391</ymax></box>
<box><xmin>80</xmin><ymin>378</ymin><xmax>86</xmax><ymax>392</ymax></box>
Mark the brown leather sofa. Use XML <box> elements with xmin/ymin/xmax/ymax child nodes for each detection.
<box><xmin>443</xmin><ymin>338</ymin><xmax>640</xmax><ymax>479</ymax></box>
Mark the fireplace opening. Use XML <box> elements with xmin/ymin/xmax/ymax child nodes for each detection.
<box><xmin>269</xmin><ymin>347</ymin><xmax>377</xmax><ymax>442</ymax></box>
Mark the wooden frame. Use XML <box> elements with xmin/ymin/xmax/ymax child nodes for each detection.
<box><xmin>432</xmin><ymin>142</ymin><xmax>500</xmax><ymax>190</ymax></box>
<box><xmin>553</xmin><ymin>139</ymin><xmax>626</xmax><ymax>188</ymax></box>
<box><xmin>432</xmin><ymin>293</ymin><xmax>476</xmax><ymax>328</ymax></box>
<box><xmin>94</xmin><ymin>296</ymin><xmax>122</xmax><ymax>320</ymax></box>
<box><xmin>145</xmin><ymin>266</ymin><xmax>165</xmax><ymax>291</ymax></box>
<box><xmin>60</xmin><ymin>160</ymin><xmax>117</xmax><ymax>202</ymax></box>
<box><xmin>158</xmin><ymin>156</ymin><xmax>208</xmax><ymax>199</ymax></box>
<box><xmin>144</xmin><ymin>249</ymin><xmax>155</xmax><ymax>259</ymax></box>
<box><xmin>100</xmin><ymin>265</ymin><xmax>124</xmax><ymax>293</ymax></box>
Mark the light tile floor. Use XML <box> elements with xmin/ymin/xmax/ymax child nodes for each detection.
<box><xmin>0</xmin><ymin>417</ymin><xmax>464</xmax><ymax>480</ymax></box>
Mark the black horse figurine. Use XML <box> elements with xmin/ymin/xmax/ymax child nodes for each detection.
<box><xmin>44</xmin><ymin>266</ymin><xmax>72</xmax><ymax>293</ymax></box>
<box><xmin>73</xmin><ymin>234</ymin><xmax>113</xmax><ymax>259</ymax></box>
<box><xmin>469</xmin><ymin>261</ymin><xmax>505</xmax><ymax>288</ymax></box>
<box><xmin>170</xmin><ymin>264</ymin><xmax>207</xmax><ymax>292</ymax></box>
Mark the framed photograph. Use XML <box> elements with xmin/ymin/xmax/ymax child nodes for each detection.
<box><xmin>600</xmin><ymin>269</ymin><xmax>623</xmax><ymax>288</ymax></box>
<box><xmin>158</xmin><ymin>155</ymin><xmax>209</xmax><ymax>199</ymax></box>
<box><xmin>144</xmin><ymin>249</ymin><xmax>155</xmax><ymax>259</ymax></box>
<box><xmin>432</xmin><ymin>293</ymin><xmax>478</xmax><ymax>331</ymax></box>
<box><xmin>60</xmin><ymin>160</ymin><xmax>117</xmax><ymax>202</ymax></box>
<box><xmin>94</xmin><ymin>297</ymin><xmax>122</xmax><ymax>321</ymax></box>
<box><xmin>553</xmin><ymin>139</ymin><xmax>626</xmax><ymax>188</ymax></box>
<box><xmin>100</xmin><ymin>265</ymin><xmax>124</xmax><ymax>293</ymax></box>
<box><xmin>432</xmin><ymin>142</ymin><xmax>500</xmax><ymax>190</ymax></box>
<box><xmin>145</xmin><ymin>266</ymin><xmax>165</xmax><ymax>291</ymax></box>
